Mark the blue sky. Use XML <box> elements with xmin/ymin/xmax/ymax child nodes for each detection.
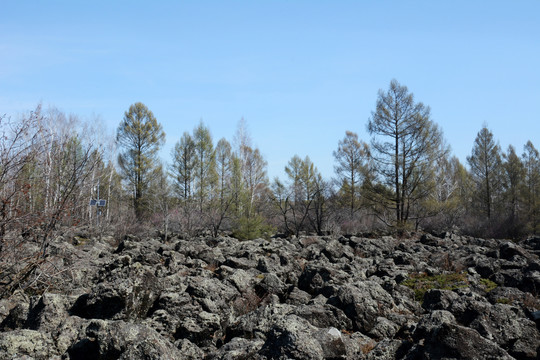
<box><xmin>1</xmin><ymin>1</ymin><xmax>539</xmax><ymax>180</ymax></box>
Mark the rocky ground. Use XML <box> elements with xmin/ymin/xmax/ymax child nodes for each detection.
<box><xmin>0</xmin><ymin>230</ymin><xmax>539</xmax><ymax>359</ymax></box>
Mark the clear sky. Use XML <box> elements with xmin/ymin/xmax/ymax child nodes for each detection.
<box><xmin>1</xmin><ymin>1</ymin><xmax>539</xmax><ymax>180</ymax></box>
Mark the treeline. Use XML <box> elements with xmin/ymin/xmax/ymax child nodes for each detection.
<box><xmin>1</xmin><ymin>80</ymin><xmax>540</xmax><ymax>249</ymax></box>
<box><xmin>0</xmin><ymin>105</ymin><xmax>123</xmax><ymax>296</ymax></box>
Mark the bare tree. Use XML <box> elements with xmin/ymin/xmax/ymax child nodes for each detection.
<box><xmin>367</xmin><ymin>79</ymin><xmax>448</xmax><ymax>229</ymax></box>
<box><xmin>1</xmin><ymin>106</ymin><xmax>99</xmax><ymax>297</ymax></box>
<box><xmin>208</xmin><ymin>138</ymin><xmax>234</xmax><ymax>236</ymax></box>
<box><xmin>274</xmin><ymin>155</ymin><xmax>321</xmax><ymax>236</ymax></box>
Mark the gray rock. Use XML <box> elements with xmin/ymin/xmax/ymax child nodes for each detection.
<box><xmin>368</xmin><ymin>316</ymin><xmax>400</xmax><ymax>340</ymax></box>
<box><xmin>206</xmin><ymin>337</ymin><xmax>264</xmax><ymax>360</ymax></box>
<box><xmin>258</xmin><ymin>272</ymin><xmax>287</xmax><ymax>297</ymax></box>
<box><xmin>469</xmin><ymin>303</ymin><xmax>540</xmax><ymax>359</ymax></box>
<box><xmin>71</xmin><ymin>267</ymin><xmax>161</xmax><ymax>320</ymax></box>
<box><xmin>67</xmin><ymin>319</ymin><xmax>181</xmax><ymax>359</ymax></box>
<box><xmin>342</xmin><ymin>331</ymin><xmax>377</xmax><ymax>359</ymax></box>
<box><xmin>26</xmin><ymin>293</ymin><xmax>75</xmax><ymax>332</ymax></box>
<box><xmin>2</xmin><ymin>232</ymin><xmax>540</xmax><ymax>360</ymax></box>
<box><xmin>412</xmin><ymin>310</ymin><xmax>513</xmax><ymax>359</ymax></box>
<box><xmin>413</xmin><ymin>310</ymin><xmax>457</xmax><ymax>340</ymax></box>
<box><xmin>225</xmin><ymin>303</ymin><xmax>296</xmax><ymax>342</ymax></box>
<box><xmin>0</xmin><ymin>300</ymin><xmax>29</xmax><ymax>331</ymax></box>
<box><xmin>0</xmin><ymin>329</ymin><xmax>59</xmax><ymax>359</ymax></box>
<box><xmin>174</xmin><ymin>339</ymin><xmax>205</xmax><ymax>360</ymax></box>
<box><xmin>422</xmin><ymin>289</ymin><xmax>459</xmax><ymax>311</ymax></box>
<box><xmin>53</xmin><ymin>316</ymin><xmax>88</xmax><ymax>355</ymax></box>
<box><xmin>286</xmin><ymin>287</ymin><xmax>312</xmax><ymax>305</ymax></box>
<box><xmin>175</xmin><ymin>311</ymin><xmax>222</xmax><ymax>349</ymax></box>
<box><xmin>258</xmin><ymin>315</ymin><xmax>325</xmax><ymax>360</ymax></box>
<box><xmin>298</xmin><ymin>263</ymin><xmax>350</xmax><ymax>297</ymax></box>
<box><xmin>422</xmin><ymin>322</ymin><xmax>513</xmax><ymax>360</ymax></box>
<box><xmin>334</xmin><ymin>281</ymin><xmax>395</xmax><ymax>333</ymax></box>
<box><xmin>314</xmin><ymin>327</ymin><xmax>348</xmax><ymax>359</ymax></box>
<box><xmin>366</xmin><ymin>338</ymin><xmax>405</xmax><ymax>360</ymax></box>
<box><xmin>294</xmin><ymin>303</ymin><xmax>352</xmax><ymax>330</ymax></box>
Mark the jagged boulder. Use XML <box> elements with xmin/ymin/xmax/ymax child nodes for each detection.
<box><xmin>333</xmin><ymin>281</ymin><xmax>396</xmax><ymax>333</ymax></box>
<box><xmin>67</xmin><ymin>319</ymin><xmax>182</xmax><ymax>359</ymax></box>
<box><xmin>410</xmin><ymin>310</ymin><xmax>513</xmax><ymax>359</ymax></box>
<box><xmin>1</xmin><ymin>232</ymin><xmax>539</xmax><ymax>359</ymax></box>
<box><xmin>258</xmin><ymin>315</ymin><xmax>341</xmax><ymax>360</ymax></box>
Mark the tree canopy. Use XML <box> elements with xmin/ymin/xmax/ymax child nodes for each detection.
<box><xmin>367</xmin><ymin>79</ymin><xmax>448</xmax><ymax>229</ymax></box>
<box><xmin>116</xmin><ymin>102</ymin><xmax>165</xmax><ymax>220</ymax></box>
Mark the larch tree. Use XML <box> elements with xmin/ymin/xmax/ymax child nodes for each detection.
<box><xmin>116</xmin><ymin>102</ymin><xmax>165</xmax><ymax>221</ymax></box>
<box><xmin>279</xmin><ymin>155</ymin><xmax>321</xmax><ymax>236</ymax></box>
<box><xmin>522</xmin><ymin>141</ymin><xmax>540</xmax><ymax>233</ymax></box>
<box><xmin>171</xmin><ymin>132</ymin><xmax>196</xmax><ymax>203</ymax></box>
<box><xmin>333</xmin><ymin>131</ymin><xmax>370</xmax><ymax>219</ymax></box>
<box><xmin>210</xmin><ymin>138</ymin><xmax>233</xmax><ymax>236</ymax></box>
<box><xmin>467</xmin><ymin>126</ymin><xmax>502</xmax><ymax>221</ymax></box>
<box><xmin>149</xmin><ymin>164</ymin><xmax>173</xmax><ymax>239</ymax></box>
<box><xmin>502</xmin><ymin>145</ymin><xmax>525</xmax><ymax>233</ymax></box>
<box><xmin>215</xmin><ymin>138</ymin><xmax>233</xmax><ymax>208</ymax></box>
<box><xmin>367</xmin><ymin>79</ymin><xmax>447</xmax><ymax>228</ymax></box>
<box><xmin>193</xmin><ymin>121</ymin><xmax>216</xmax><ymax>212</ymax></box>
<box><xmin>308</xmin><ymin>171</ymin><xmax>329</xmax><ymax>235</ymax></box>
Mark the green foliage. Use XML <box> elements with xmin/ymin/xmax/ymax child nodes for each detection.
<box><xmin>402</xmin><ymin>272</ymin><xmax>469</xmax><ymax>301</ymax></box>
<box><xmin>193</xmin><ymin>121</ymin><xmax>217</xmax><ymax>211</ymax></box>
<box><xmin>232</xmin><ymin>213</ymin><xmax>274</xmax><ymax>240</ymax></box>
<box><xmin>479</xmin><ymin>278</ymin><xmax>498</xmax><ymax>293</ymax></box>
<box><xmin>275</xmin><ymin>154</ymin><xmax>325</xmax><ymax>236</ymax></box>
<box><xmin>171</xmin><ymin>132</ymin><xmax>196</xmax><ymax>201</ymax></box>
<box><xmin>522</xmin><ymin>141</ymin><xmax>540</xmax><ymax>234</ymax></box>
<box><xmin>333</xmin><ymin>131</ymin><xmax>370</xmax><ymax>218</ymax></box>
<box><xmin>116</xmin><ymin>102</ymin><xmax>165</xmax><ymax>220</ymax></box>
<box><xmin>367</xmin><ymin>79</ymin><xmax>448</xmax><ymax>227</ymax></box>
<box><xmin>502</xmin><ymin>145</ymin><xmax>526</xmax><ymax>237</ymax></box>
<box><xmin>467</xmin><ymin>126</ymin><xmax>502</xmax><ymax>220</ymax></box>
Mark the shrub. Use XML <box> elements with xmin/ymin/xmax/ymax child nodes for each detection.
<box><xmin>402</xmin><ymin>272</ymin><xmax>469</xmax><ymax>301</ymax></box>
<box><xmin>232</xmin><ymin>214</ymin><xmax>274</xmax><ymax>240</ymax></box>
<box><xmin>479</xmin><ymin>278</ymin><xmax>498</xmax><ymax>293</ymax></box>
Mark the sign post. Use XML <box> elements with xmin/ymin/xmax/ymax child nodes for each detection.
<box><xmin>89</xmin><ymin>180</ymin><xmax>107</xmax><ymax>227</ymax></box>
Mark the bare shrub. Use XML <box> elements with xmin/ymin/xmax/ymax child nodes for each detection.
<box><xmin>232</xmin><ymin>288</ymin><xmax>265</xmax><ymax>316</ymax></box>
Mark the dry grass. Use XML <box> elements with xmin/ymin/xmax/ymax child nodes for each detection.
<box><xmin>232</xmin><ymin>288</ymin><xmax>264</xmax><ymax>316</ymax></box>
<box><xmin>204</xmin><ymin>262</ymin><xmax>219</xmax><ymax>273</ymax></box>
<box><xmin>360</xmin><ymin>340</ymin><xmax>377</xmax><ymax>354</ymax></box>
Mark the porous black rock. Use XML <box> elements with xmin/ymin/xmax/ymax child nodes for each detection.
<box><xmin>0</xmin><ymin>232</ymin><xmax>539</xmax><ymax>359</ymax></box>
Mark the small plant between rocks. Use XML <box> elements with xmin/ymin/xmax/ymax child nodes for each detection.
<box><xmin>402</xmin><ymin>272</ymin><xmax>469</xmax><ymax>301</ymax></box>
<box><xmin>479</xmin><ymin>278</ymin><xmax>498</xmax><ymax>293</ymax></box>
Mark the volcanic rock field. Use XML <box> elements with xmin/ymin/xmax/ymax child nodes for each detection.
<box><xmin>1</xmin><ymin>231</ymin><xmax>539</xmax><ymax>359</ymax></box>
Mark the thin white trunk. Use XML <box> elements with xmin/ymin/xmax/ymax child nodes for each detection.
<box><xmin>106</xmin><ymin>166</ymin><xmax>113</xmax><ymax>221</ymax></box>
